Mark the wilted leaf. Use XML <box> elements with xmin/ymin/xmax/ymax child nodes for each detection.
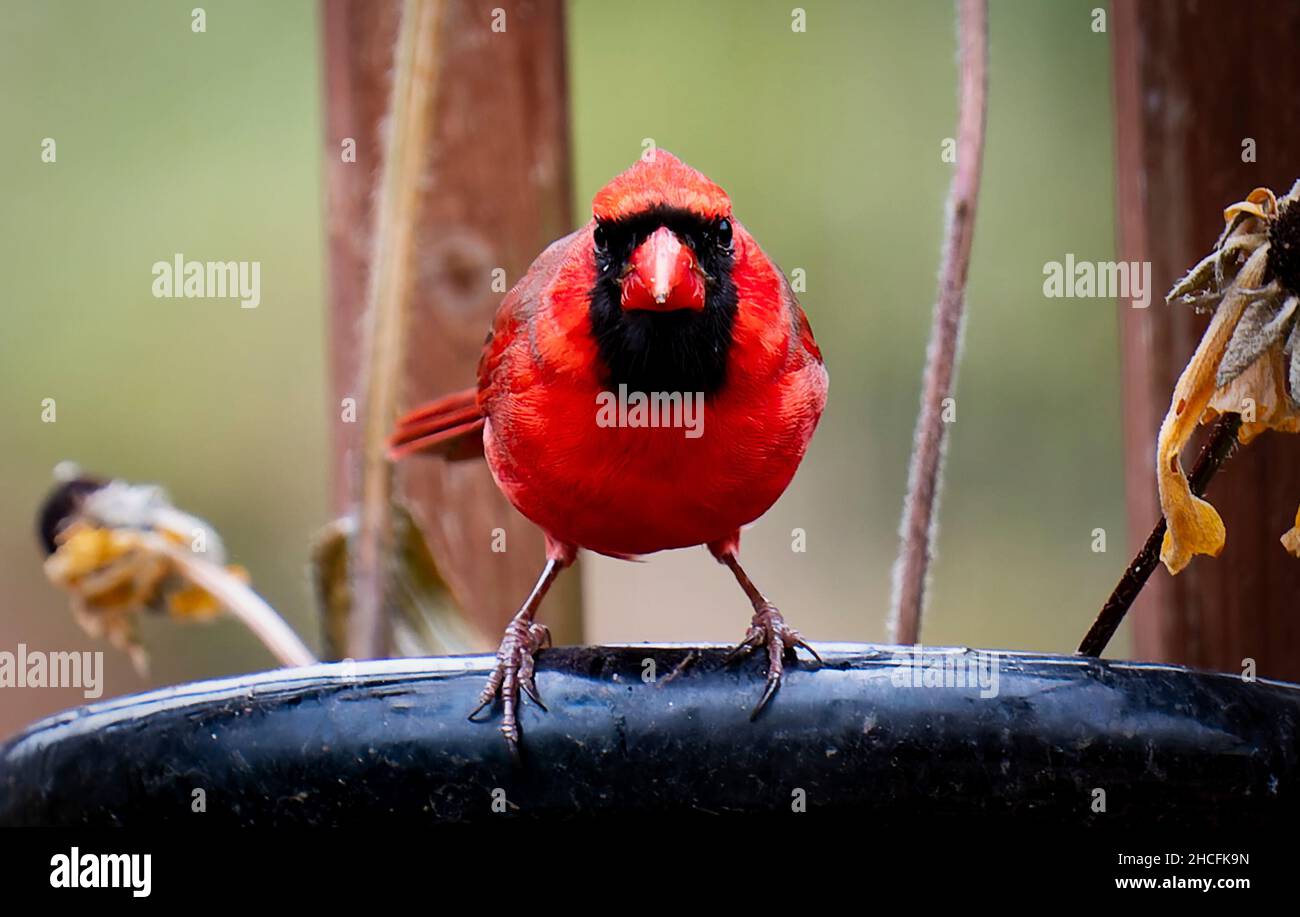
<box><xmin>312</xmin><ymin>503</ymin><xmax>481</xmax><ymax>660</ymax></box>
<box><xmin>1158</xmin><ymin>179</ymin><xmax>1300</xmax><ymax>573</ymax></box>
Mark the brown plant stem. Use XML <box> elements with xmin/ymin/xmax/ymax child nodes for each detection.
<box><xmin>146</xmin><ymin>535</ymin><xmax>317</xmax><ymax>668</ymax></box>
<box><xmin>889</xmin><ymin>0</ymin><xmax>988</xmax><ymax>644</ymax></box>
<box><xmin>349</xmin><ymin>0</ymin><xmax>445</xmax><ymax>659</ymax></box>
<box><xmin>1077</xmin><ymin>412</ymin><xmax>1242</xmax><ymax>658</ymax></box>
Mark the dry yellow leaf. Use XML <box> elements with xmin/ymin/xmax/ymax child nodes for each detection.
<box><xmin>1158</xmin><ymin>180</ymin><xmax>1300</xmax><ymax>573</ymax></box>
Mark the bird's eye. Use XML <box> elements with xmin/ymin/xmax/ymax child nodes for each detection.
<box><xmin>715</xmin><ymin>219</ymin><xmax>732</xmax><ymax>249</ymax></box>
<box><xmin>593</xmin><ymin>223</ymin><xmax>609</xmax><ymax>254</ymax></box>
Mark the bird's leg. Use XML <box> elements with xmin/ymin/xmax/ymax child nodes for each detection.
<box><xmin>715</xmin><ymin>548</ymin><xmax>820</xmax><ymax>720</ymax></box>
<box><xmin>468</xmin><ymin>557</ymin><xmax>566</xmax><ymax>753</ymax></box>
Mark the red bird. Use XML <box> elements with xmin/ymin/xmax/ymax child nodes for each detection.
<box><xmin>390</xmin><ymin>151</ymin><xmax>828</xmax><ymax>750</ymax></box>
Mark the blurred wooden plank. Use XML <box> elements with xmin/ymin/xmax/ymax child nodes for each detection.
<box><xmin>320</xmin><ymin>0</ymin><xmax>582</xmax><ymax>648</ymax></box>
<box><xmin>1113</xmin><ymin>0</ymin><xmax>1300</xmax><ymax>678</ymax></box>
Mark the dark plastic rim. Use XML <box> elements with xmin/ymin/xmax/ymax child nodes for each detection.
<box><xmin>1</xmin><ymin>643</ymin><xmax>1296</xmax><ymax>826</ymax></box>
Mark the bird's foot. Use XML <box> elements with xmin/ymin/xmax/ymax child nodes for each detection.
<box><xmin>724</xmin><ymin>603</ymin><xmax>820</xmax><ymax>720</ymax></box>
<box><xmin>468</xmin><ymin>614</ymin><xmax>552</xmax><ymax>755</ymax></box>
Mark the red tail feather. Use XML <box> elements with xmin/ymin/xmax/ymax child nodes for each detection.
<box><xmin>387</xmin><ymin>388</ymin><xmax>485</xmax><ymax>461</ymax></box>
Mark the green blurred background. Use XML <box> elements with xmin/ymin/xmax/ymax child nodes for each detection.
<box><xmin>0</xmin><ymin>0</ymin><xmax>1124</xmax><ymax>739</ymax></box>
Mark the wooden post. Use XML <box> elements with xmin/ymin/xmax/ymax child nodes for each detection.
<box><xmin>1112</xmin><ymin>0</ymin><xmax>1300</xmax><ymax>679</ymax></box>
<box><xmin>321</xmin><ymin>0</ymin><xmax>582</xmax><ymax>649</ymax></box>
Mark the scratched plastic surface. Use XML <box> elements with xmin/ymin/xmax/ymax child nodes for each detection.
<box><xmin>1</xmin><ymin>644</ymin><xmax>1296</xmax><ymax>826</ymax></box>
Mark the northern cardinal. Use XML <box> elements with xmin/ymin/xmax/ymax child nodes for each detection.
<box><xmin>389</xmin><ymin>151</ymin><xmax>828</xmax><ymax>750</ymax></box>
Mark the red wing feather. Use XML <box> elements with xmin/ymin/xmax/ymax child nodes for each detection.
<box><xmin>387</xmin><ymin>388</ymin><xmax>485</xmax><ymax>461</ymax></box>
<box><xmin>388</xmin><ymin>230</ymin><xmax>585</xmax><ymax>464</ymax></box>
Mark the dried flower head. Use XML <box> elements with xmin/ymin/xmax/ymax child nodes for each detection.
<box><xmin>1158</xmin><ymin>179</ymin><xmax>1300</xmax><ymax>573</ymax></box>
<box><xmin>39</xmin><ymin>464</ymin><xmax>247</xmax><ymax>672</ymax></box>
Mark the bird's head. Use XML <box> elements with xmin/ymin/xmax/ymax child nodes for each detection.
<box><xmin>590</xmin><ymin>150</ymin><xmax>734</xmax><ymax>313</ymax></box>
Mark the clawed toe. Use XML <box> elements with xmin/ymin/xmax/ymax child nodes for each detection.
<box><xmin>469</xmin><ymin>616</ymin><xmax>551</xmax><ymax>753</ymax></box>
<box><xmin>725</xmin><ymin>603</ymin><xmax>818</xmax><ymax>719</ymax></box>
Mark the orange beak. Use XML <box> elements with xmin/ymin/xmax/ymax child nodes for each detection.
<box><xmin>620</xmin><ymin>226</ymin><xmax>706</xmax><ymax>312</ymax></box>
